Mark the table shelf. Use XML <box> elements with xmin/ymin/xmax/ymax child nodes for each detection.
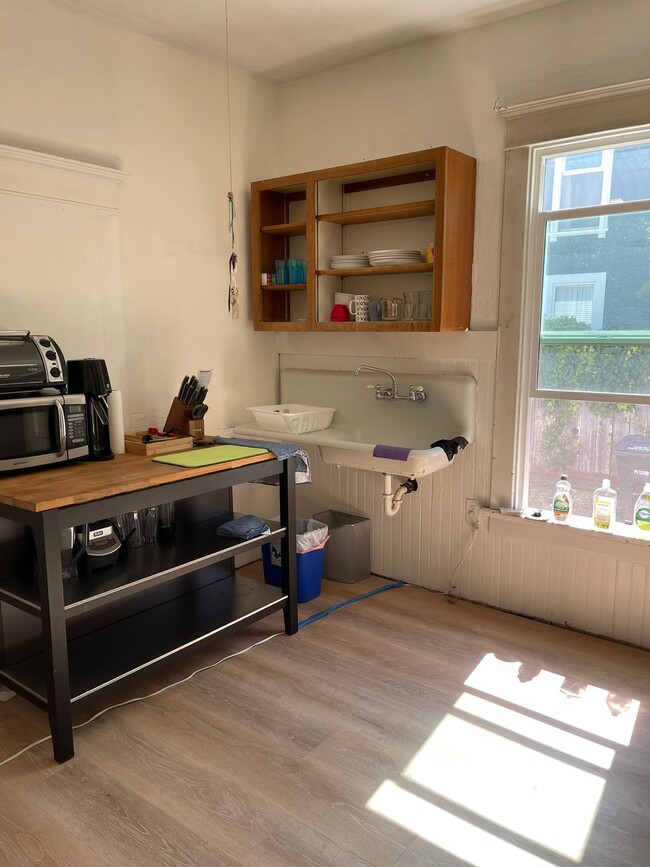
<box><xmin>1</xmin><ymin>574</ymin><xmax>286</xmax><ymax>706</ymax></box>
<box><xmin>0</xmin><ymin>518</ymin><xmax>285</xmax><ymax>618</ymax></box>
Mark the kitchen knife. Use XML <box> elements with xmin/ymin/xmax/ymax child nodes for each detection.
<box><xmin>180</xmin><ymin>381</ymin><xmax>193</xmax><ymax>404</ymax></box>
<box><xmin>195</xmin><ymin>386</ymin><xmax>208</xmax><ymax>404</ymax></box>
<box><xmin>177</xmin><ymin>375</ymin><xmax>189</xmax><ymax>399</ymax></box>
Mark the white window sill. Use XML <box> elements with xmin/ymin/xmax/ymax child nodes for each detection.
<box><xmin>486</xmin><ymin>508</ymin><xmax>650</xmax><ymax>565</ymax></box>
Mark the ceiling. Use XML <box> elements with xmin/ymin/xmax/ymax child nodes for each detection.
<box><xmin>50</xmin><ymin>0</ymin><xmax>568</xmax><ymax>84</ymax></box>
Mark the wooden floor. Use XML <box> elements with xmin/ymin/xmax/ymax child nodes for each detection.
<box><xmin>1</xmin><ymin>569</ymin><xmax>650</xmax><ymax>866</ymax></box>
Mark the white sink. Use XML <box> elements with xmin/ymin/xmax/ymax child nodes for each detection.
<box><xmin>234</xmin><ymin>368</ymin><xmax>476</xmax><ymax>478</ymax></box>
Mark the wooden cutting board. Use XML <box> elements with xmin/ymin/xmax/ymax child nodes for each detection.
<box><xmin>124</xmin><ymin>433</ymin><xmax>195</xmax><ymax>456</ymax></box>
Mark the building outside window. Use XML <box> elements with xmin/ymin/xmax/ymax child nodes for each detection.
<box><xmin>519</xmin><ymin>133</ymin><xmax>650</xmax><ymax>524</ymax></box>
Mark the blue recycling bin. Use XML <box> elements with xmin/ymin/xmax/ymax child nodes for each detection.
<box><xmin>262</xmin><ymin>541</ymin><xmax>326</xmax><ymax>603</ymax></box>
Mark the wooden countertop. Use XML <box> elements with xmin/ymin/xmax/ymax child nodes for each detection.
<box><xmin>0</xmin><ymin>451</ymin><xmax>275</xmax><ymax>512</ymax></box>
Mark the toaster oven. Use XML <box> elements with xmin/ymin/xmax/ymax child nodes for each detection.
<box><xmin>0</xmin><ymin>331</ymin><xmax>67</xmax><ymax>394</ymax></box>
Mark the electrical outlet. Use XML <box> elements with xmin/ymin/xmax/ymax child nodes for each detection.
<box><xmin>465</xmin><ymin>498</ymin><xmax>481</xmax><ymax>531</ymax></box>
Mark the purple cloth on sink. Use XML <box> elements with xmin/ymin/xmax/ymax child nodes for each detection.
<box><xmin>372</xmin><ymin>444</ymin><xmax>411</xmax><ymax>461</ymax></box>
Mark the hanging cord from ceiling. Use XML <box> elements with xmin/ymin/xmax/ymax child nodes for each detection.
<box><xmin>224</xmin><ymin>0</ymin><xmax>238</xmax><ymax>319</ymax></box>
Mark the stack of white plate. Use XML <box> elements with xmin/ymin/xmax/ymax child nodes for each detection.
<box><xmin>330</xmin><ymin>254</ymin><xmax>370</xmax><ymax>269</ymax></box>
<box><xmin>368</xmin><ymin>249</ymin><xmax>423</xmax><ymax>267</ymax></box>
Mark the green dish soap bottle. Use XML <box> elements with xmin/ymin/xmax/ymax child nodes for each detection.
<box><xmin>633</xmin><ymin>483</ymin><xmax>650</xmax><ymax>540</ymax></box>
<box><xmin>552</xmin><ymin>474</ymin><xmax>572</xmax><ymax>522</ymax></box>
<box><xmin>593</xmin><ymin>479</ymin><xmax>617</xmax><ymax>531</ymax></box>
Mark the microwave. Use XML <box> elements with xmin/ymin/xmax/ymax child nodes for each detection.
<box><xmin>0</xmin><ymin>393</ymin><xmax>89</xmax><ymax>472</ymax></box>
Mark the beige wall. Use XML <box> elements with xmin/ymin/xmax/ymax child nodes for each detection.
<box><xmin>0</xmin><ymin>0</ymin><xmax>280</xmax><ymax>433</ymax></box>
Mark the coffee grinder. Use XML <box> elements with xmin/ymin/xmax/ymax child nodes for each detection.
<box><xmin>67</xmin><ymin>359</ymin><xmax>114</xmax><ymax>461</ymax></box>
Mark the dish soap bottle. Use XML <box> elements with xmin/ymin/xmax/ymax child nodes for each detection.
<box><xmin>593</xmin><ymin>479</ymin><xmax>617</xmax><ymax>531</ymax></box>
<box><xmin>633</xmin><ymin>483</ymin><xmax>650</xmax><ymax>540</ymax></box>
<box><xmin>552</xmin><ymin>474</ymin><xmax>572</xmax><ymax>522</ymax></box>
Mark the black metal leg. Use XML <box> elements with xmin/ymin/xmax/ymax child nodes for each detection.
<box><xmin>34</xmin><ymin>511</ymin><xmax>74</xmax><ymax>762</ymax></box>
<box><xmin>279</xmin><ymin>457</ymin><xmax>298</xmax><ymax>635</ymax></box>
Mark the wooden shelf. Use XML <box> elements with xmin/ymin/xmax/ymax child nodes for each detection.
<box><xmin>251</xmin><ymin>147</ymin><xmax>476</xmax><ymax>332</ymax></box>
<box><xmin>261</xmin><ymin>283</ymin><xmax>307</xmax><ymax>292</ymax></box>
<box><xmin>316</xmin><ymin>320</ymin><xmax>431</xmax><ymax>332</ymax></box>
<box><xmin>0</xmin><ymin>575</ymin><xmax>286</xmax><ymax>705</ymax></box>
<box><xmin>260</xmin><ymin>221</ymin><xmax>306</xmax><ymax>236</ymax></box>
<box><xmin>318</xmin><ymin>263</ymin><xmax>432</xmax><ymax>277</ymax></box>
<box><xmin>318</xmin><ymin>199</ymin><xmax>435</xmax><ymax>225</ymax></box>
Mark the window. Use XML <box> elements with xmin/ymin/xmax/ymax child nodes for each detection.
<box><xmin>545</xmin><ymin>149</ymin><xmax>613</xmax><ymax>240</ymax></box>
<box><xmin>518</xmin><ymin>132</ymin><xmax>650</xmax><ymax>524</ymax></box>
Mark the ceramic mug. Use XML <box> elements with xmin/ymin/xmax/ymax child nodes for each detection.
<box><xmin>330</xmin><ymin>303</ymin><xmax>351</xmax><ymax>322</ymax></box>
<box><xmin>349</xmin><ymin>294</ymin><xmax>370</xmax><ymax>322</ymax></box>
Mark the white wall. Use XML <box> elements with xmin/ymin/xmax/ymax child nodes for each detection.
<box><xmin>0</xmin><ymin>0</ymin><xmax>280</xmax><ymax>433</ymax></box>
<box><xmin>274</xmin><ymin>0</ymin><xmax>650</xmax><ymax>645</ymax></box>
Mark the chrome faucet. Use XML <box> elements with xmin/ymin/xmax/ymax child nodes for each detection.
<box><xmin>354</xmin><ymin>366</ymin><xmax>426</xmax><ymax>401</ymax></box>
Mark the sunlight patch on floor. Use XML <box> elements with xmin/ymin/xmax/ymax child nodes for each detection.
<box><xmin>403</xmin><ymin>714</ymin><xmax>605</xmax><ymax>861</ymax></box>
<box><xmin>366</xmin><ymin>652</ymin><xmax>641</xmax><ymax>864</ymax></box>
<box><xmin>464</xmin><ymin>653</ymin><xmax>639</xmax><ymax>745</ymax></box>
<box><xmin>454</xmin><ymin>692</ymin><xmax>616</xmax><ymax>770</ymax></box>
<box><xmin>368</xmin><ymin>780</ymin><xmax>556</xmax><ymax>867</ymax></box>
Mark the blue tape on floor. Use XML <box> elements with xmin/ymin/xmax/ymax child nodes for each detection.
<box><xmin>298</xmin><ymin>580</ymin><xmax>406</xmax><ymax>629</ymax></box>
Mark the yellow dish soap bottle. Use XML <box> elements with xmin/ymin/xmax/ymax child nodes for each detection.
<box><xmin>552</xmin><ymin>474</ymin><xmax>572</xmax><ymax>522</ymax></box>
<box><xmin>593</xmin><ymin>479</ymin><xmax>617</xmax><ymax>531</ymax></box>
<box><xmin>633</xmin><ymin>483</ymin><xmax>650</xmax><ymax>540</ymax></box>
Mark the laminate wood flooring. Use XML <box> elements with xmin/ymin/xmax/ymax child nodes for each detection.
<box><xmin>1</xmin><ymin>571</ymin><xmax>649</xmax><ymax>866</ymax></box>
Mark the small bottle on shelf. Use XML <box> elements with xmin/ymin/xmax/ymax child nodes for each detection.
<box><xmin>593</xmin><ymin>479</ymin><xmax>617</xmax><ymax>531</ymax></box>
<box><xmin>633</xmin><ymin>483</ymin><xmax>650</xmax><ymax>540</ymax></box>
<box><xmin>552</xmin><ymin>474</ymin><xmax>572</xmax><ymax>522</ymax></box>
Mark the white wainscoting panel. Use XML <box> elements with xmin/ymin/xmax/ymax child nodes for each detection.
<box><xmin>458</xmin><ymin>514</ymin><xmax>650</xmax><ymax>647</ymax></box>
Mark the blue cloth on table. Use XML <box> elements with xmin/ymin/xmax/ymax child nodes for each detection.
<box><xmin>212</xmin><ymin>436</ymin><xmax>311</xmax><ymax>484</ymax></box>
<box><xmin>217</xmin><ymin>515</ymin><xmax>270</xmax><ymax>541</ymax></box>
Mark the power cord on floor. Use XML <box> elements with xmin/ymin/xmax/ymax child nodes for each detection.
<box><xmin>0</xmin><ymin>631</ymin><xmax>282</xmax><ymax>769</ymax></box>
<box><xmin>0</xmin><ymin>578</ymin><xmax>407</xmax><ymax>769</ymax></box>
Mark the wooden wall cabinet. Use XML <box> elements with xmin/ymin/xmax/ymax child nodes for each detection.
<box><xmin>251</xmin><ymin>147</ymin><xmax>476</xmax><ymax>332</ymax></box>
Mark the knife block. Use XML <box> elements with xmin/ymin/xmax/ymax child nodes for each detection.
<box><xmin>163</xmin><ymin>398</ymin><xmax>204</xmax><ymax>440</ymax></box>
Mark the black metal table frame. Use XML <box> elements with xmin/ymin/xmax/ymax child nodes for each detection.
<box><xmin>0</xmin><ymin>456</ymin><xmax>297</xmax><ymax>763</ymax></box>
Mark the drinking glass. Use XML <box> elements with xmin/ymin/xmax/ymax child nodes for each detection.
<box><xmin>141</xmin><ymin>507</ymin><xmax>158</xmax><ymax>544</ymax></box>
<box><xmin>381</xmin><ymin>298</ymin><xmax>403</xmax><ymax>321</ymax></box>
<box><xmin>158</xmin><ymin>502</ymin><xmax>176</xmax><ymax>540</ymax></box>
<box><xmin>274</xmin><ymin>259</ymin><xmax>287</xmax><ymax>284</ymax></box>
<box><xmin>121</xmin><ymin>511</ymin><xmax>143</xmax><ymax>548</ymax></box>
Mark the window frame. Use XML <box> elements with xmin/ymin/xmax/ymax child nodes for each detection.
<box><xmin>514</xmin><ymin>128</ymin><xmax>650</xmax><ymax>509</ymax></box>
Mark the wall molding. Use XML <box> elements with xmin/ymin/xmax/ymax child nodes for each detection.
<box><xmin>0</xmin><ymin>144</ymin><xmax>128</xmax><ymax>209</ymax></box>
<box><xmin>495</xmin><ymin>78</ymin><xmax>650</xmax><ymax>119</ymax></box>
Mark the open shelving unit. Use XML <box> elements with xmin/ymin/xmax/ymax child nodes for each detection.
<box><xmin>250</xmin><ymin>147</ymin><xmax>476</xmax><ymax>332</ymax></box>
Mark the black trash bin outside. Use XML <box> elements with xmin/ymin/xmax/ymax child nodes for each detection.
<box><xmin>613</xmin><ymin>435</ymin><xmax>650</xmax><ymax>522</ymax></box>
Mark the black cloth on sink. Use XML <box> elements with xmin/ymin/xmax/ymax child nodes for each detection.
<box><xmin>429</xmin><ymin>436</ymin><xmax>469</xmax><ymax>461</ymax></box>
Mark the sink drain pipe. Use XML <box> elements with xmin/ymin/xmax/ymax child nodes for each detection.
<box><xmin>383</xmin><ymin>474</ymin><xmax>418</xmax><ymax>517</ymax></box>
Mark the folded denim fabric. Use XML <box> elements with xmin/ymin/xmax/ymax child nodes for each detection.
<box><xmin>217</xmin><ymin>515</ymin><xmax>271</xmax><ymax>541</ymax></box>
<box><xmin>212</xmin><ymin>436</ymin><xmax>311</xmax><ymax>484</ymax></box>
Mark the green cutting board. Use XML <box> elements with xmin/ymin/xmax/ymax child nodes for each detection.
<box><xmin>152</xmin><ymin>445</ymin><xmax>269</xmax><ymax>468</ymax></box>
